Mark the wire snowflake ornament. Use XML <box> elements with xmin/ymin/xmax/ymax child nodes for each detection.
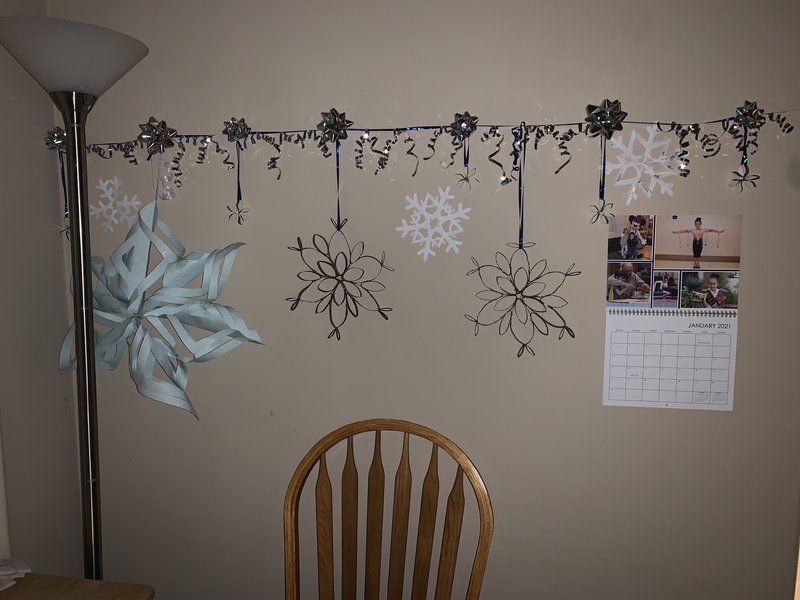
<box><xmin>589</xmin><ymin>198</ymin><xmax>615</xmax><ymax>224</ymax></box>
<box><xmin>287</xmin><ymin>227</ymin><xmax>393</xmax><ymax>340</ymax></box>
<box><xmin>729</xmin><ymin>163</ymin><xmax>760</xmax><ymax>192</ymax></box>
<box><xmin>466</xmin><ymin>243</ymin><xmax>580</xmax><ymax>357</ymax></box>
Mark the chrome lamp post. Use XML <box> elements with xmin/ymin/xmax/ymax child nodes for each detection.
<box><xmin>0</xmin><ymin>16</ymin><xmax>148</xmax><ymax>579</ymax></box>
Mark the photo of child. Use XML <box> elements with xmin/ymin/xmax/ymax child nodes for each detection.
<box><xmin>652</xmin><ymin>271</ymin><xmax>679</xmax><ymax>308</ymax></box>
<box><xmin>680</xmin><ymin>271</ymin><xmax>739</xmax><ymax>309</ymax></box>
<box><xmin>607</xmin><ymin>214</ymin><xmax>653</xmax><ymax>260</ymax></box>
<box><xmin>653</xmin><ymin>214</ymin><xmax>742</xmax><ymax>270</ymax></box>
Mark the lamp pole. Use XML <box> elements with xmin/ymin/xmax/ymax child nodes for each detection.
<box><xmin>50</xmin><ymin>91</ymin><xmax>103</xmax><ymax>580</ymax></box>
<box><xmin>0</xmin><ymin>15</ymin><xmax>148</xmax><ymax>581</ymax></box>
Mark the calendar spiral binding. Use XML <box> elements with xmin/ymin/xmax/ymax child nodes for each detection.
<box><xmin>606</xmin><ymin>307</ymin><xmax>737</xmax><ymax>318</ymax></box>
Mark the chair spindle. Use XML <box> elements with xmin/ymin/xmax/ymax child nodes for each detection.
<box><xmin>315</xmin><ymin>454</ymin><xmax>334</xmax><ymax>600</ymax></box>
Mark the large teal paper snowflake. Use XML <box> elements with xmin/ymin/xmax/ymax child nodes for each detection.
<box><xmin>59</xmin><ymin>201</ymin><xmax>262</xmax><ymax>417</ymax></box>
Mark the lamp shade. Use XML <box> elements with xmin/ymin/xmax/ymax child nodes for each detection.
<box><xmin>0</xmin><ymin>16</ymin><xmax>148</xmax><ymax>98</ymax></box>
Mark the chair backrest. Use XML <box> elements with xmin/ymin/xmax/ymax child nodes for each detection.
<box><xmin>284</xmin><ymin>419</ymin><xmax>493</xmax><ymax>600</ymax></box>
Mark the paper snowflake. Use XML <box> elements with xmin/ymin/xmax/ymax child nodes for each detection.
<box><xmin>396</xmin><ymin>186</ymin><xmax>471</xmax><ymax>261</ymax></box>
<box><xmin>59</xmin><ymin>201</ymin><xmax>262</xmax><ymax>417</ymax></box>
<box><xmin>92</xmin><ymin>177</ymin><xmax>141</xmax><ymax>231</ymax></box>
<box><xmin>605</xmin><ymin>125</ymin><xmax>683</xmax><ymax>205</ymax></box>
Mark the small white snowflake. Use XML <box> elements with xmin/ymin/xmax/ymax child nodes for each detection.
<box><xmin>605</xmin><ymin>125</ymin><xmax>683</xmax><ymax>205</ymax></box>
<box><xmin>396</xmin><ymin>186</ymin><xmax>471</xmax><ymax>261</ymax></box>
<box><xmin>93</xmin><ymin>176</ymin><xmax>140</xmax><ymax>232</ymax></box>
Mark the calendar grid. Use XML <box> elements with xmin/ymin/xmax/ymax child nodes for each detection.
<box><xmin>603</xmin><ymin>310</ymin><xmax>736</xmax><ymax>411</ymax></box>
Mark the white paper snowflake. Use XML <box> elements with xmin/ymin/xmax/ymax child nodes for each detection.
<box><xmin>92</xmin><ymin>176</ymin><xmax>141</xmax><ymax>232</ymax></box>
<box><xmin>396</xmin><ymin>186</ymin><xmax>471</xmax><ymax>261</ymax></box>
<box><xmin>605</xmin><ymin>125</ymin><xmax>683</xmax><ymax>205</ymax></box>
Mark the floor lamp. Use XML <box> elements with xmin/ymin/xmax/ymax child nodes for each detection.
<box><xmin>0</xmin><ymin>16</ymin><xmax>148</xmax><ymax>580</ymax></box>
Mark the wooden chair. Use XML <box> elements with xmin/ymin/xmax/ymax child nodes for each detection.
<box><xmin>284</xmin><ymin>419</ymin><xmax>493</xmax><ymax>600</ymax></box>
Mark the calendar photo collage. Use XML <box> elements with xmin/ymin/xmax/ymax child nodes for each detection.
<box><xmin>606</xmin><ymin>214</ymin><xmax>742</xmax><ymax>311</ymax></box>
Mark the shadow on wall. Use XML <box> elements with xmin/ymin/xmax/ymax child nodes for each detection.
<box><xmin>789</xmin><ymin>156</ymin><xmax>800</xmax><ymax>192</ymax></box>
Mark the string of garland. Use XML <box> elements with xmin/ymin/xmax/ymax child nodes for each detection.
<box><xmin>44</xmin><ymin>100</ymin><xmax>795</xmax><ymax>225</ymax></box>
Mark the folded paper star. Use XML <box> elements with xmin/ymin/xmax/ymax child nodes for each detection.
<box><xmin>59</xmin><ymin>201</ymin><xmax>262</xmax><ymax>416</ymax></box>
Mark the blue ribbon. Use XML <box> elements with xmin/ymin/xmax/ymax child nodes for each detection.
<box><xmin>58</xmin><ymin>152</ymin><xmax>68</xmax><ymax>216</ymax></box>
<box><xmin>513</xmin><ymin>123</ymin><xmax>528</xmax><ymax>249</ymax></box>
<box><xmin>59</xmin><ymin>201</ymin><xmax>262</xmax><ymax>416</ymax></box>
<box><xmin>332</xmin><ymin>139</ymin><xmax>347</xmax><ymax>230</ymax></box>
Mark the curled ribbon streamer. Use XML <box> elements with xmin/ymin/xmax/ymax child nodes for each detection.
<box><xmin>58</xmin><ymin>200</ymin><xmax>262</xmax><ymax>416</ymax></box>
<box><xmin>404</xmin><ymin>134</ymin><xmax>420</xmax><ymax>177</ymax></box>
<box><xmin>354</xmin><ymin>131</ymin><xmax>367</xmax><ymax>170</ymax></box>
<box><xmin>422</xmin><ymin>127</ymin><xmax>444</xmax><ymax>161</ymax></box>
<box><xmin>481</xmin><ymin>127</ymin><xmax>509</xmax><ymax>184</ymax></box>
<box><xmin>88</xmin><ymin>145</ymin><xmax>114</xmax><ymax>160</ymax></box>
<box><xmin>768</xmin><ymin>112</ymin><xmax>794</xmax><ymax>134</ymax></box>
<box><xmin>195</xmin><ymin>136</ymin><xmax>212</xmax><ymax>164</ymax></box>
<box><xmin>170</xmin><ymin>139</ymin><xmax>185</xmax><ymax>187</ymax></box>
<box><xmin>264</xmin><ymin>135</ymin><xmax>283</xmax><ymax>180</ymax></box>
<box><xmin>217</xmin><ymin>143</ymin><xmax>235</xmax><ymax>169</ymax></box>
<box><xmin>119</xmin><ymin>142</ymin><xmax>139</xmax><ymax>165</ymax></box>
<box><xmin>553</xmin><ymin>127</ymin><xmax>580</xmax><ymax>175</ymax></box>
<box><xmin>375</xmin><ymin>130</ymin><xmax>400</xmax><ymax>175</ymax></box>
<box><xmin>443</xmin><ymin>137</ymin><xmax>462</xmax><ymax>169</ymax></box>
<box><xmin>700</xmin><ymin>132</ymin><xmax>721</xmax><ymax>158</ymax></box>
<box><xmin>727</xmin><ymin>123</ymin><xmax>759</xmax><ymax>156</ymax></box>
<box><xmin>656</xmin><ymin>123</ymin><xmax>694</xmax><ymax>176</ymax></box>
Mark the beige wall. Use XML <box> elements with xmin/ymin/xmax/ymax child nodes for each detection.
<box><xmin>1</xmin><ymin>0</ymin><xmax>797</xmax><ymax>598</ymax></box>
<box><xmin>0</xmin><ymin>0</ymin><xmax>83</xmax><ymax>577</ymax></box>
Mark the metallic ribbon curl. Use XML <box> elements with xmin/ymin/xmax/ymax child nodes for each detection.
<box><xmin>553</xmin><ymin>128</ymin><xmax>580</xmax><ymax>175</ymax></box>
<box><xmin>585</xmin><ymin>99</ymin><xmax>628</xmax><ymax>139</ymax></box>
<box><xmin>194</xmin><ymin>136</ymin><xmax>213</xmax><ymax>165</ymax></box>
<box><xmin>137</xmin><ymin>116</ymin><xmax>178</xmax><ymax>155</ymax></box>
<box><xmin>659</xmin><ymin>122</ymin><xmax>697</xmax><ymax>176</ymax></box>
<box><xmin>422</xmin><ymin>127</ymin><xmax>444</xmax><ymax>161</ymax></box>
<box><xmin>404</xmin><ymin>134</ymin><xmax>420</xmax><ymax>177</ymax></box>
<box><xmin>374</xmin><ymin>130</ymin><xmax>400</xmax><ymax>175</ymax></box>
<box><xmin>170</xmin><ymin>138</ymin><xmax>186</xmax><ymax>187</ymax></box>
<box><xmin>700</xmin><ymin>132</ymin><xmax>721</xmax><ymax>158</ymax></box>
<box><xmin>354</xmin><ymin>131</ymin><xmax>369</xmax><ymax>170</ymax></box>
<box><xmin>262</xmin><ymin>134</ymin><xmax>283</xmax><ymax>180</ymax></box>
<box><xmin>530</xmin><ymin>124</ymin><xmax>580</xmax><ymax>174</ymax></box>
<box><xmin>481</xmin><ymin>126</ymin><xmax>509</xmax><ymax>184</ymax></box>
<box><xmin>768</xmin><ymin>112</ymin><xmax>794</xmax><ymax>134</ymax></box>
